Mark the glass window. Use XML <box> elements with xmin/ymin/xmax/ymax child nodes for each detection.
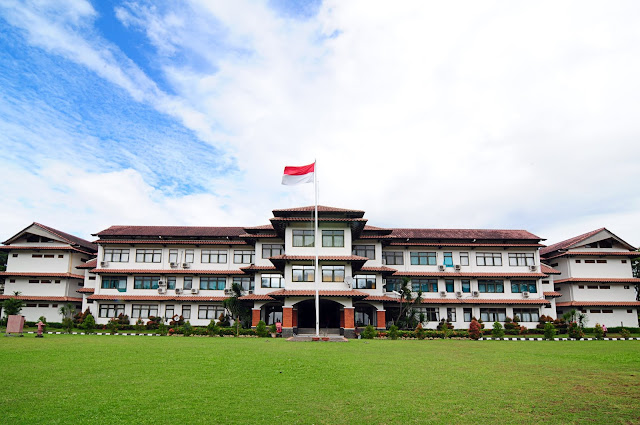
<box><xmin>131</xmin><ymin>304</ymin><xmax>159</xmax><ymax>319</ymax></box>
<box><xmin>461</xmin><ymin>280</ymin><xmax>471</xmax><ymax>293</ymax></box>
<box><xmin>198</xmin><ymin>305</ymin><xmax>225</xmax><ymax>320</ymax></box>
<box><xmin>99</xmin><ymin>304</ymin><xmax>125</xmax><ymax>318</ymax></box>
<box><xmin>135</xmin><ymin>249</ymin><xmax>162</xmax><ymax>263</ymax></box>
<box><xmin>202</xmin><ymin>250</ymin><xmax>228</xmax><ymax>263</ymax></box>
<box><xmin>382</xmin><ymin>251</ymin><xmax>404</xmax><ymax>265</ymax></box>
<box><xmin>104</xmin><ymin>249</ymin><xmax>130</xmax><ymax>262</ymax></box>
<box><xmin>478</xmin><ymin>280</ymin><xmax>504</xmax><ymax>293</ymax></box>
<box><xmin>134</xmin><ymin>276</ymin><xmax>161</xmax><ymax>289</ymax></box>
<box><xmin>165</xmin><ymin>305</ymin><xmax>174</xmax><ymax>319</ymax></box>
<box><xmin>513</xmin><ymin>308</ymin><xmax>539</xmax><ymax>322</ymax></box>
<box><xmin>166</xmin><ymin>277</ymin><xmax>176</xmax><ymax>290</ymax></box>
<box><xmin>322</xmin><ymin>265</ymin><xmax>345</xmax><ymax>282</ymax></box>
<box><xmin>354</xmin><ymin>308</ymin><xmax>373</xmax><ymax>327</ymax></box>
<box><xmin>292</xmin><ymin>265</ymin><xmax>315</xmax><ymax>282</ymax></box>
<box><xmin>411</xmin><ymin>279</ymin><xmax>438</xmax><ymax>292</ymax></box>
<box><xmin>460</xmin><ymin>252</ymin><xmax>469</xmax><ymax>266</ymax></box>
<box><xmin>480</xmin><ymin>308</ymin><xmax>506</xmax><ymax>322</ymax></box>
<box><xmin>510</xmin><ymin>281</ymin><xmax>537</xmax><ymax>293</ymax></box>
<box><xmin>292</xmin><ymin>230</ymin><xmax>314</xmax><ymax>247</ymax></box>
<box><xmin>353</xmin><ymin>245</ymin><xmax>375</xmax><ymax>259</ymax></box>
<box><xmin>184</xmin><ymin>249</ymin><xmax>194</xmax><ymax>263</ymax></box>
<box><xmin>447</xmin><ymin>308</ymin><xmax>456</xmax><ymax>322</ymax></box>
<box><xmin>169</xmin><ymin>250</ymin><xmax>178</xmax><ymax>263</ymax></box>
<box><xmin>410</xmin><ymin>252</ymin><xmax>437</xmax><ymax>265</ymax></box>
<box><xmin>101</xmin><ymin>276</ymin><xmax>127</xmax><ymax>292</ymax></box>
<box><xmin>233</xmin><ymin>250</ymin><xmax>255</xmax><ymax>264</ymax></box>
<box><xmin>385</xmin><ymin>278</ymin><xmax>402</xmax><ymax>292</ymax></box>
<box><xmin>508</xmin><ymin>253</ymin><xmax>535</xmax><ymax>266</ymax></box>
<box><xmin>353</xmin><ymin>274</ymin><xmax>376</xmax><ymax>289</ymax></box>
<box><xmin>261</xmin><ymin>274</ymin><xmax>284</xmax><ymax>288</ymax></box>
<box><xmin>463</xmin><ymin>308</ymin><xmax>472</xmax><ymax>322</ymax></box>
<box><xmin>200</xmin><ymin>277</ymin><xmax>226</xmax><ymax>290</ymax></box>
<box><xmin>183</xmin><ymin>277</ymin><xmax>193</xmax><ymax>290</ymax></box>
<box><xmin>445</xmin><ymin>279</ymin><xmax>454</xmax><ymax>292</ymax></box>
<box><xmin>182</xmin><ymin>305</ymin><xmax>191</xmax><ymax>319</ymax></box>
<box><xmin>233</xmin><ymin>276</ymin><xmax>253</xmax><ymax>291</ymax></box>
<box><xmin>262</xmin><ymin>244</ymin><xmax>284</xmax><ymax>258</ymax></box>
<box><xmin>443</xmin><ymin>252</ymin><xmax>453</xmax><ymax>267</ymax></box>
<box><xmin>322</xmin><ymin>230</ymin><xmax>344</xmax><ymax>247</ymax></box>
<box><xmin>476</xmin><ymin>253</ymin><xmax>502</xmax><ymax>266</ymax></box>
<box><xmin>415</xmin><ymin>307</ymin><xmax>439</xmax><ymax>321</ymax></box>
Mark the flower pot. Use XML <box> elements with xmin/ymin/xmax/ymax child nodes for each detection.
<box><xmin>321</xmin><ymin>337</ymin><xmax>330</xmax><ymax>341</ymax></box>
<box><xmin>312</xmin><ymin>337</ymin><xmax>320</xmax><ymax>341</ymax></box>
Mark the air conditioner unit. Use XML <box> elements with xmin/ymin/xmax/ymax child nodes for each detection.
<box><xmin>100</xmin><ymin>261</ymin><xmax>109</xmax><ymax>267</ymax></box>
<box><xmin>522</xmin><ymin>291</ymin><xmax>530</xmax><ymax>298</ymax></box>
<box><xmin>455</xmin><ymin>291</ymin><xmax>462</xmax><ymax>298</ymax></box>
<box><xmin>158</xmin><ymin>288</ymin><xmax>166</xmax><ymax>294</ymax></box>
<box><xmin>454</xmin><ymin>264</ymin><xmax>461</xmax><ymax>271</ymax></box>
<box><xmin>439</xmin><ymin>291</ymin><xmax>447</xmax><ymax>297</ymax></box>
<box><xmin>528</xmin><ymin>265</ymin><xmax>537</xmax><ymax>272</ymax></box>
<box><xmin>158</xmin><ymin>280</ymin><xmax>166</xmax><ymax>286</ymax></box>
<box><xmin>190</xmin><ymin>288</ymin><xmax>199</xmax><ymax>294</ymax></box>
<box><xmin>175</xmin><ymin>288</ymin><xmax>183</xmax><ymax>294</ymax></box>
<box><xmin>182</xmin><ymin>262</ymin><xmax>191</xmax><ymax>269</ymax></box>
<box><xmin>248</xmin><ymin>290</ymin><xmax>253</xmax><ymax>295</ymax></box>
<box><xmin>438</xmin><ymin>265</ymin><xmax>445</xmax><ymax>271</ymax></box>
<box><xmin>169</xmin><ymin>262</ymin><xmax>179</xmax><ymax>268</ymax></box>
<box><xmin>472</xmin><ymin>291</ymin><xmax>479</xmax><ymax>297</ymax></box>
<box><xmin>224</xmin><ymin>288</ymin><xmax>233</xmax><ymax>295</ymax></box>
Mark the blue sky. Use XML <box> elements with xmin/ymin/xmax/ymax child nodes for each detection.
<box><xmin>1</xmin><ymin>0</ymin><xmax>639</xmax><ymax>247</ymax></box>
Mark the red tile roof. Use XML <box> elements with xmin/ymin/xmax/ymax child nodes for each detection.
<box><xmin>371</xmin><ymin>298</ymin><xmax>550</xmax><ymax>305</ymax></box>
<box><xmin>359</xmin><ymin>266</ymin><xmax>397</xmax><ymax>273</ymax></box>
<box><xmin>91</xmin><ymin>269</ymin><xmax>246</xmax><ymax>275</ymax></box>
<box><xmin>540</xmin><ymin>228</ymin><xmax>606</xmax><ymax>255</ymax></box>
<box><xmin>269</xmin><ymin>255</ymin><xmax>369</xmax><ymax>262</ymax></box>
<box><xmin>387</xmin><ymin>242</ymin><xmax>544</xmax><ymax>247</ymax></box>
<box><xmin>543</xmin><ymin>291</ymin><xmax>563</xmax><ymax>297</ymax></box>
<box><xmin>554</xmin><ymin>278</ymin><xmax>640</xmax><ymax>284</ymax></box>
<box><xmin>0</xmin><ymin>272</ymin><xmax>85</xmax><ymax>279</ymax></box>
<box><xmin>33</xmin><ymin>223</ymin><xmax>98</xmax><ymax>252</ymax></box>
<box><xmin>0</xmin><ymin>295</ymin><xmax>82</xmax><ymax>302</ymax></box>
<box><xmin>541</xmin><ymin>264</ymin><xmax>561</xmax><ymax>275</ymax></box>
<box><xmin>556</xmin><ymin>301</ymin><xmax>640</xmax><ymax>307</ymax></box>
<box><xmin>77</xmin><ymin>288</ymin><xmax>95</xmax><ymax>293</ymax></box>
<box><xmin>392</xmin><ymin>271</ymin><xmax>547</xmax><ymax>278</ymax></box>
<box><xmin>0</xmin><ymin>246</ymin><xmax>96</xmax><ymax>255</ymax></box>
<box><xmin>543</xmin><ymin>250</ymin><xmax>640</xmax><ymax>260</ymax></box>
<box><xmin>77</xmin><ymin>259</ymin><xmax>97</xmax><ymax>269</ymax></box>
<box><xmin>240</xmin><ymin>265</ymin><xmax>278</xmax><ymax>272</ymax></box>
<box><xmin>270</xmin><ymin>217</ymin><xmax>367</xmax><ymax>222</ymax></box>
<box><xmin>238</xmin><ymin>233</ymin><xmax>279</xmax><ymax>239</ymax></box>
<box><xmin>389</xmin><ymin>228</ymin><xmax>542</xmax><ymax>241</ymax></box>
<box><xmin>272</xmin><ymin>205</ymin><xmax>365</xmax><ymax>213</ymax></box>
<box><xmin>95</xmin><ymin>239</ymin><xmax>248</xmax><ymax>245</ymax></box>
<box><xmin>94</xmin><ymin>226</ymin><xmax>246</xmax><ymax>238</ymax></box>
<box><xmin>244</xmin><ymin>224</ymin><xmax>275</xmax><ymax>230</ymax></box>
<box><xmin>266</xmin><ymin>289</ymin><xmax>369</xmax><ymax>297</ymax></box>
<box><xmin>238</xmin><ymin>294</ymin><xmax>275</xmax><ymax>301</ymax></box>
<box><xmin>363</xmin><ymin>295</ymin><xmax>399</xmax><ymax>302</ymax></box>
<box><xmin>88</xmin><ymin>295</ymin><xmax>227</xmax><ymax>302</ymax></box>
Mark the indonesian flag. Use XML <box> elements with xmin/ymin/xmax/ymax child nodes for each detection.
<box><xmin>282</xmin><ymin>162</ymin><xmax>315</xmax><ymax>185</ymax></box>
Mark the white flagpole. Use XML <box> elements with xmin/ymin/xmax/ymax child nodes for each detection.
<box><xmin>314</xmin><ymin>160</ymin><xmax>320</xmax><ymax>337</ymax></box>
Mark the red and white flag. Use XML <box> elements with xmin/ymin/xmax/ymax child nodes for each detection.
<box><xmin>282</xmin><ymin>162</ymin><xmax>315</xmax><ymax>185</ymax></box>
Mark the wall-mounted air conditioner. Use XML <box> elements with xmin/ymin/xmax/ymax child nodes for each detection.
<box><xmin>528</xmin><ymin>265</ymin><xmax>537</xmax><ymax>272</ymax></box>
<box><xmin>175</xmin><ymin>288</ymin><xmax>183</xmax><ymax>294</ymax></box>
<box><xmin>439</xmin><ymin>291</ymin><xmax>447</xmax><ymax>297</ymax></box>
<box><xmin>170</xmin><ymin>262</ymin><xmax>179</xmax><ymax>268</ymax></box>
<box><xmin>455</xmin><ymin>291</ymin><xmax>462</xmax><ymax>298</ymax></box>
<box><xmin>472</xmin><ymin>291</ymin><xmax>479</xmax><ymax>297</ymax></box>
<box><xmin>100</xmin><ymin>261</ymin><xmax>109</xmax><ymax>267</ymax></box>
<box><xmin>158</xmin><ymin>288</ymin><xmax>166</xmax><ymax>294</ymax></box>
<box><xmin>438</xmin><ymin>265</ymin><xmax>446</xmax><ymax>271</ymax></box>
<box><xmin>182</xmin><ymin>262</ymin><xmax>191</xmax><ymax>269</ymax></box>
<box><xmin>522</xmin><ymin>291</ymin><xmax>530</xmax><ymax>298</ymax></box>
<box><xmin>190</xmin><ymin>288</ymin><xmax>199</xmax><ymax>294</ymax></box>
<box><xmin>454</xmin><ymin>264</ymin><xmax>461</xmax><ymax>271</ymax></box>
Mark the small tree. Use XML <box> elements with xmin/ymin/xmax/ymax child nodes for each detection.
<box><xmin>362</xmin><ymin>324</ymin><xmax>378</xmax><ymax>339</ymax></box>
<box><xmin>58</xmin><ymin>303</ymin><xmax>76</xmax><ymax>325</ymax></box>
<box><xmin>469</xmin><ymin>319</ymin><xmax>482</xmax><ymax>340</ymax></box>
<box><xmin>492</xmin><ymin>321</ymin><xmax>505</xmax><ymax>339</ymax></box>
<box><xmin>415</xmin><ymin>323</ymin><xmax>425</xmax><ymax>340</ymax></box>
<box><xmin>388</xmin><ymin>324</ymin><xmax>399</xmax><ymax>340</ymax></box>
<box><xmin>207</xmin><ymin>319</ymin><xmax>219</xmax><ymax>336</ymax></box>
<box><xmin>568</xmin><ymin>321</ymin><xmax>584</xmax><ymax>339</ymax></box>
<box><xmin>3</xmin><ymin>292</ymin><xmax>24</xmax><ymax>321</ymax></box>
<box><xmin>62</xmin><ymin>318</ymin><xmax>74</xmax><ymax>333</ymax></box>
<box><xmin>158</xmin><ymin>322</ymin><xmax>168</xmax><ymax>336</ymax></box>
<box><xmin>135</xmin><ymin>318</ymin><xmax>145</xmax><ymax>333</ymax></box>
<box><xmin>182</xmin><ymin>321</ymin><xmax>193</xmax><ymax>337</ymax></box>
<box><xmin>255</xmin><ymin>320</ymin><xmax>268</xmax><ymax>337</ymax></box>
<box><xmin>82</xmin><ymin>313</ymin><xmax>95</xmax><ymax>334</ymax></box>
<box><xmin>223</xmin><ymin>283</ymin><xmax>249</xmax><ymax>337</ymax></box>
<box><xmin>543</xmin><ymin>322</ymin><xmax>557</xmax><ymax>340</ymax></box>
<box><xmin>594</xmin><ymin>323</ymin><xmax>604</xmax><ymax>340</ymax></box>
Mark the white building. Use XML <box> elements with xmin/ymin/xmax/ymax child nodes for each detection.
<box><xmin>0</xmin><ymin>223</ymin><xmax>97</xmax><ymax>322</ymax></box>
<box><xmin>541</xmin><ymin>228</ymin><xmax>640</xmax><ymax>328</ymax></box>
<box><xmin>85</xmin><ymin>206</ymin><xmax>558</xmax><ymax>337</ymax></box>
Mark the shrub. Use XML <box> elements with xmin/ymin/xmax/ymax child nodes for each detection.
<box><xmin>388</xmin><ymin>325</ymin><xmax>399</xmax><ymax>340</ymax></box>
<box><xmin>158</xmin><ymin>323</ymin><xmax>168</xmax><ymax>336</ymax></box>
<box><xmin>269</xmin><ymin>323</ymin><xmax>276</xmax><ymax>334</ymax></box>
<box><xmin>107</xmin><ymin>319</ymin><xmax>118</xmax><ymax>334</ymax></box>
<box><xmin>182</xmin><ymin>321</ymin><xmax>193</xmax><ymax>337</ymax></box>
<box><xmin>568</xmin><ymin>322</ymin><xmax>584</xmax><ymax>339</ymax></box>
<box><xmin>415</xmin><ymin>323</ymin><xmax>425</xmax><ymax>340</ymax></box>
<box><xmin>135</xmin><ymin>318</ymin><xmax>145</xmax><ymax>333</ymax></box>
<box><xmin>362</xmin><ymin>325</ymin><xmax>378</xmax><ymax>339</ymax></box>
<box><xmin>469</xmin><ymin>319</ymin><xmax>482</xmax><ymax>340</ymax></box>
<box><xmin>594</xmin><ymin>323</ymin><xmax>604</xmax><ymax>340</ymax></box>
<box><xmin>543</xmin><ymin>322</ymin><xmax>556</xmax><ymax>340</ymax></box>
<box><xmin>255</xmin><ymin>320</ymin><xmax>268</xmax><ymax>337</ymax></box>
<box><xmin>82</xmin><ymin>313</ymin><xmax>95</xmax><ymax>334</ymax></box>
<box><xmin>620</xmin><ymin>328</ymin><xmax>631</xmax><ymax>338</ymax></box>
<box><xmin>146</xmin><ymin>316</ymin><xmax>162</xmax><ymax>330</ymax></box>
<box><xmin>62</xmin><ymin>317</ymin><xmax>74</xmax><ymax>334</ymax></box>
<box><xmin>492</xmin><ymin>322</ymin><xmax>505</xmax><ymax>339</ymax></box>
<box><xmin>116</xmin><ymin>314</ymin><xmax>130</xmax><ymax>325</ymax></box>
<box><xmin>207</xmin><ymin>320</ymin><xmax>220</xmax><ymax>336</ymax></box>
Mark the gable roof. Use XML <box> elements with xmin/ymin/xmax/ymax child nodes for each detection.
<box><xmin>94</xmin><ymin>225</ymin><xmax>246</xmax><ymax>238</ymax></box>
<box><xmin>540</xmin><ymin>228</ymin><xmax>636</xmax><ymax>256</ymax></box>
<box><xmin>3</xmin><ymin>222</ymin><xmax>97</xmax><ymax>252</ymax></box>
<box><xmin>389</xmin><ymin>228</ymin><xmax>542</xmax><ymax>241</ymax></box>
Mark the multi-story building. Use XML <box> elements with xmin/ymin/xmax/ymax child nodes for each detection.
<box><xmin>85</xmin><ymin>206</ymin><xmax>557</xmax><ymax>337</ymax></box>
<box><xmin>0</xmin><ymin>223</ymin><xmax>97</xmax><ymax>321</ymax></box>
<box><xmin>541</xmin><ymin>228</ymin><xmax>640</xmax><ymax>327</ymax></box>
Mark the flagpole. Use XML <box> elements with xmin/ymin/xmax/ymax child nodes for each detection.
<box><xmin>314</xmin><ymin>160</ymin><xmax>320</xmax><ymax>337</ymax></box>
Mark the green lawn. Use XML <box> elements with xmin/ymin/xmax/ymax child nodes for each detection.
<box><xmin>1</xmin><ymin>336</ymin><xmax>639</xmax><ymax>424</ymax></box>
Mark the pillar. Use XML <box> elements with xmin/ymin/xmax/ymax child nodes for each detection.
<box><xmin>251</xmin><ymin>308</ymin><xmax>261</xmax><ymax>328</ymax></box>
<box><xmin>344</xmin><ymin>307</ymin><xmax>355</xmax><ymax>338</ymax></box>
<box><xmin>376</xmin><ymin>309</ymin><xmax>386</xmax><ymax>330</ymax></box>
<box><xmin>282</xmin><ymin>306</ymin><xmax>293</xmax><ymax>337</ymax></box>
<box><xmin>292</xmin><ymin>309</ymin><xmax>298</xmax><ymax>328</ymax></box>
<box><xmin>339</xmin><ymin>309</ymin><xmax>345</xmax><ymax>328</ymax></box>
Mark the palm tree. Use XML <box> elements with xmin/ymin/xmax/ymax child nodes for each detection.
<box><xmin>223</xmin><ymin>282</ymin><xmax>248</xmax><ymax>336</ymax></box>
<box><xmin>58</xmin><ymin>303</ymin><xmax>76</xmax><ymax>320</ymax></box>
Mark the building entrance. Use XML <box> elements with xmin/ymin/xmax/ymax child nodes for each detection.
<box><xmin>296</xmin><ymin>299</ymin><xmax>341</xmax><ymax>329</ymax></box>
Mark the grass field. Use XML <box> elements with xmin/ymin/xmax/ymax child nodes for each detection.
<box><xmin>1</xmin><ymin>336</ymin><xmax>639</xmax><ymax>424</ymax></box>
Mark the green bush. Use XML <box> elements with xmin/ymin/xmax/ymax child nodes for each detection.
<box><xmin>182</xmin><ymin>321</ymin><xmax>193</xmax><ymax>337</ymax></box>
<box><xmin>207</xmin><ymin>320</ymin><xmax>220</xmax><ymax>336</ymax></box>
<box><xmin>492</xmin><ymin>322</ymin><xmax>505</xmax><ymax>339</ymax></box>
<box><xmin>255</xmin><ymin>320</ymin><xmax>268</xmax><ymax>337</ymax></box>
<box><xmin>415</xmin><ymin>323</ymin><xmax>425</xmax><ymax>340</ymax></box>
<box><xmin>362</xmin><ymin>325</ymin><xmax>377</xmax><ymax>339</ymax></box>
<box><xmin>543</xmin><ymin>322</ymin><xmax>556</xmax><ymax>340</ymax></box>
<box><xmin>568</xmin><ymin>322</ymin><xmax>584</xmax><ymax>339</ymax></box>
<box><xmin>135</xmin><ymin>318</ymin><xmax>145</xmax><ymax>333</ymax></box>
<box><xmin>594</xmin><ymin>323</ymin><xmax>604</xmax><ymax>340</ymax></box>
<box><xmin>388</xmin><ymin>325</ymin><xmax>399</xmax><ymax>340</ymax></box>
<box><xmin>61</xmin><ymin>318</ymin><xmax>74</xmax><ymax>334</ymax></box>
<box><xmin>620</xmin><ymin>328</ymin><xmax>631</xmax><ymax>338</ymax></box>
<box><xmin>158</xmin><ymin>323</ymin><xmax>168</xmax><ymax>336</ymax></box>
<box><xmin>107</xmin><ymin>319</ymin><xmax>118</xmax><ymax>334</ymax></box>
<box><xmin>82</xmin><ymin>314</ymin><xmax>95</xmax><ymax>334</ymax></box>
<box><xmin>469</xmin><ymin>319</ymin><xmax>482</xmax><ymax>340</ymax></box>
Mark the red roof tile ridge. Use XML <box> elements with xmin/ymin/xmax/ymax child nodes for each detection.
<box><xmin>540</xmin><ymin>228</ymin><xmax>607</xmax><ymax>255</ymax></box>
<box><xmin>19</xmin><ymin>222</ymin><xmax>97</xmax><ymax>252</ymax></box>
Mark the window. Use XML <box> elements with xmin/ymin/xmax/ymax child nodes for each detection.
<box><xmin>513</xmin><ymin>308</ymin><xmax>539</xmax><ymax>322</ymax></box>
<box><xmin>383</xmin><ymin>251</ymin><xmax>404</xmax><ymax>265</ymax></box>
<box><xmin>600</xmin><ymin>285</ymin><xmax>610</xmax><ymax>290</ymax></box>
<box><xmin>590</xmin><ymin>309</ymin><xmax>601</xmax><ymax>313</ymax></box>
<box><xmin>508</xmin><ymin>253</ymin><xmax>534</xmax><ymax>266</ymax></box>
<box><xmin>104</xmin><ymin>248</ymin><xmax>130</xmax><ymax>262</ymax></box>
<box><xmin>322</xmin><ymin>230</ymin><xmax>344</xmax><ymax>247</ymax></box>
<box><xmin>622</xmin><ymin>259</ymin><xmax>628</xmax><ymax>263</ymax></box>
<box><xmin>233</xmin><ymin>276</ymin><xmax>253</xmax><ymax>291</ymax></box>
<box><xmin>410</xmin><ymin>252</ymin><xmax>437</xmax><ymax>265</ymax></box>
<box><xmin>183</xmin><ymin>276</ymin><xmax>193</xmax><ymax>290</ymax></box>
<box><xmin>292</xmin><ymin>266</ymin><xmax>315</xmax><ymax>282</ymax></box>
<box><xmin>167</xmin><ymin>277</ymin><xmax>176</xmax><ymax>290</ymax></box>
<box><xmin>602</xmin><ymin>309</ymin><xmax>613</xmax><ymax>313</ymax></box>
<box><xmin>261</xmin><ymin>274</ymin><xmax>284</xmax><ymax>288</ymax></box>
<box><xmin>354</xmin><ymin>308</ymin><xmax>373</xmax><ymax>326</ymax></box>
<box><xmin>198</xmin><ymin>305</ymin><xmax>225</xmax><ymax>320</ymax></box>
<box><xmin>578</xmin><ymin>285</ymin><xmax>584</xmax><ymax>289</ymax></box>
<box><xmin>102</xmin><ymin>276</ymin><xmax>127</xmax><ymax>292</ymax></box>
<box><xmin>32</xmin><ymin>254</ymin><xmax>42</xmax><ymax>258</ymax></box>
<box><xmin>165</xmin><ymin>305</ymin><xmax>175</xmax><ymax>319</ymax></box>
<box><xmin>415</xmin><ymin>307</ymin><xmax>439</xmax><ymax>321</ymax></box>
<box><xmin>293</xmin><ymin>230</ymin><xmax>314</xmax><ymax>247</ymax></box>
<box><xmin>99</xmin><ymin>304</ymin><xmax>125</xmax><ymax>318</ymax></box>
<box><xmin>575</xmin><ymin>260</ymin><xmax>581</xmax><ymax>263</ymax></box>
<box><xmin>463</xmin><ymin>308</ymin><xmax>472</xmax><ymax>322</ymax></box>
<box><xmin>202</xmin><ymin>250</ymin><xmax>227</xmax><ymax>263</ymax></box>
<box><xmin>587</xmin><ymin>285</ymin><xmax>598</xmax><ymax>289</ymax></box>
<box><xmin>43</xmin><ymin>254</ymin><xmax>54</xmax><ymax>258</ymax></box>
<box><xmin>478</xmin><ymin>280</ymin><xmax>504</xmax><ymax>293</ymax></box>
<box><xmin>624</xmin><ymin>285</ymin><xmax>630</xmax><ymax>289</ymax></box>
<box><xmin>460</xmin><ymin>252</ymin><xmax>469</xmax><ymax>266</ymax></box>
<box><xmin>511</xmin><ymin>281</ymin><xmax>537</xmax><ymax>293</ymax></box>
<box><xmin>322</xmin><ymin>265</ymin><xmax>345</xmax><ymax>282</ymax></box>
<box><xmin>29</xmin><ymin>279</ymin><xmax>39</xmax><ymax>283</ymax></box>
<box><xmin>38</xmin><ymin>303</ymin><xmax>48</xmax><ymax>308</ymax></box>
<box><xmin>262</xmin><ymin>244</ymin><xmax>284</xmax><ymax>258</ymax></box>
<box><xmin>58</xmin><ymin>254</ymin><xmax>64</xmax><ymax>258</ymax></box>
<box><xmin>585</xmin><ymin>260</ymin><xmax>596</xmax><ymax>264</ymax></box>
<box><xmin>445</xmin><ymin>279</ymin><xmax>454</xmax><ymax>292</ymax></box>
<box><xmin>131</xmin><ymin>304</ymin><xmax>158</xmax><ymax>319</ymax></box>
<box><xmin>353</xmin><ymin>275</ymin><xmax>376</xmax><ymax>289</ymax></box>
<box><xmin>385</xmin><ymin>278</ymin><xmax>402</xmax><ymax>292</ymax></box>
<box><xmin>596</xmin><ymin>260</ymin><xmax>607</xmax><ymax>264</ymax></box>
<box><xmin>480</xmin><ymin>308</ymin><xmax>506</xmax><ymax>322</ymax></box>
<box><xmin>461</xmin><ymin>280</ymin><xmax>471</xmax><ymax>293</ymax></box>
<box><xmin>168</xmin><ymin>249</ymin><xmax>178</xmax><ymax>263</ymax></box>
<box><xmin>233</xmin><ymin>250</ymin><xmax>255</xmax><ymax>264</ymax></box>
<box><xmin>411</xmin><ymin>279</ymin><xmax>438</xmax><ymax>292</ymax></box>
<box><xmin>476</xmin><ymin>253</ymin><xmax>502</xmax><ymax>266</ymax></box>
<box><xmin>182</xmin><ymin>305</ymin><xmax>191</xmax><ymax>319</ymax></box>
<box><xmin>134</xmin><ymin>276</ymin><xmax>160</xmax><ymax>289</ymax></box>
<box><xmin>26</xmin><ymin>303</ymin><xmax>37</xmax><ymax>307</ymax></box>
<box><xmin>136</xmin><ymin>249</ymin><xmax>161</xmax><ymax>263</ymax></box>
<box><xmin>443</xmin><ymin>252</ymin><xmax>453</xmax><ymax>267</ymax></box>
<box><xmin>447</xmin><ymin>308</ymin><xmax>456</xmax><ymax>322</ymax></box>
<box><xmin>353</xmin><ymin>245</ymin><xmax>375</xmax><ymax>259</ymax></box>
<box><xmin>184</xmin><ymin>249</ymin><xmax>194</xmax><ymax>263</ymax></box>
<box><xmin>12</xmin><ymin>254</ymin><xmax>17</xmax><ymax>257</ymax></box>
<box><xmin>200</xmin><ymin>277</ymin><xmax>226</xmax><ymax>290</ymax></box>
